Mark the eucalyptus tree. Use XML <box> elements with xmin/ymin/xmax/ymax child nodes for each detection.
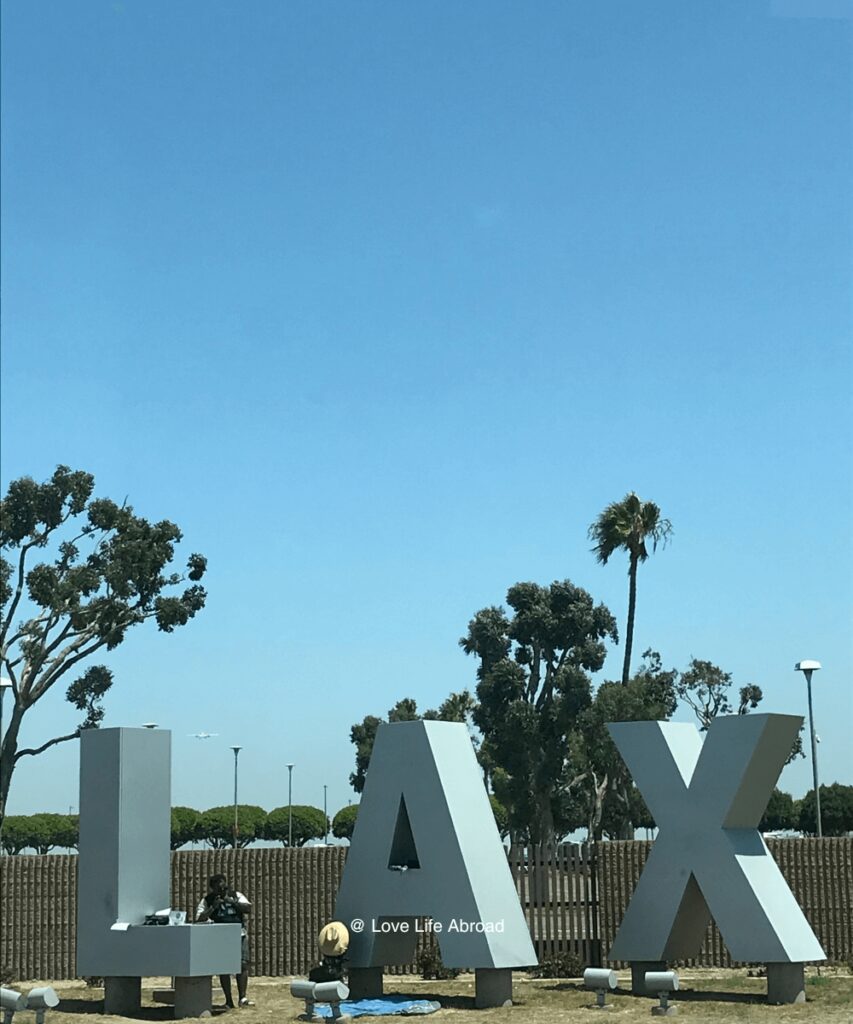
<box><xmin>588</xmin><ymin>493</ymin><xmax>672</xmax><ymax>684</ymax></box>
<box><xmin>0</xmin><ymin>465</ymin><xmax>207</xmax><ymax>821</ymax></box>
<box><xmin>676</xmin><ymin>658</ymin><xmax>762</xmax><ymax>730</ymax></box>
<box><xmin>577</xmin><ymin>649</ymin><xmax>677</xmax><ymax>838</ymax></box>
<box><xmin>460</xmin><ymin>580</ymin><xmax>618</xmax><ymax>844</ymax></box>
<box><xmin>349</xmin><ymin>692</ymin><xmax>476</xmax><ymax>793</ymax></box>
<box><xmin>675</xmin><ymin>657</ymin><xmax>802</xmax><ymax>762</ymax></box>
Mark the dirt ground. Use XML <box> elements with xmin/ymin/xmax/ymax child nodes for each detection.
<box><xmin>13</xmin><ymin>969</ymin><xmax>853</xmax><ymax>1024</ymax></box>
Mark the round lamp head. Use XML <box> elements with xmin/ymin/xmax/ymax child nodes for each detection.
<box><xmin>795</xmin><ymin>660</ymin><xmax>821</xmax><ymax>673</ymax></box>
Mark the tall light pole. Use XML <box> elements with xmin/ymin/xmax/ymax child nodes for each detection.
<box><xmin>795</xmin><ymin>660</ymin><xmax>822</xmax><ymax>838</ymax></box>
<box><xmin>286</xmin><ymin>763</ymin><xmax>294</xmax><ymax>848</ymax></box>
<box><xmin>323</xmin><ymin>784</ymin><xmax>328</xmax><ymax>844</ymax></box>
<box><xmin>231</xmin><ymin>746</ymin><xmax>242</xmax><ymax>850</ymax></box>
<box><xmin>0</xmin><ymin>676</ymin><xmax>13</xmax><ymax>852</ymax></box>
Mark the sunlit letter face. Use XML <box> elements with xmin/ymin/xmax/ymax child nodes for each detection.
<box><xmin>607</xmin><ymin>715</ymin><xmax>825</xmax><ymax>964</ymax></box>
<box><xmin>334</xmin><ymin>721</ymin><xmax>536</xmax><ymax>969</ymax></box>
<box><xmin>77</xmin><ymin>728</ymin><xmax>241</xmax><ymax>978</ymax></box>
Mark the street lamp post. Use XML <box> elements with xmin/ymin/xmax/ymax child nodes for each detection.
<box><xmin>0</xmin><ymin>676</ymin><xmax>13</xmax><ymax>851</ymax></box>
<box><xmin>286</xmin><ymin>763</ymin><xmax>294</xmax><ymax>848</ymax></box>
<box><xmin>231</xmin><ymin>746</ymin><xmax>242</xmax><ymax>850</ymax></box>
<box><xmin>795</xmin><ymin>660</ymin><xmax>822</xmax><ymax>839</ymax></box>
<box><xmin>323</xmin><ymin>784</ymin><xmax>328</xmax><ymax>844</ymax></box>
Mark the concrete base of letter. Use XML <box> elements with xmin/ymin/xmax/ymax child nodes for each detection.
<box><xmin>346</xmin><ymin>968</ymin><xmax>383</xmax><ymax>1000</ymax></box>
<box><xmin>474</xmin><ymin>968</ymin><xmax>512</xmax><ymax>1008</ymax></box>
<box><xmin>174</xmin><ymin>977</ymin><xmax>212</xmax><ymax>1018</ymax></box>
<box><xmin>104</xmin><ymin>977</ymin><xmax>141</xmax><ymax>1015</ymax></box>
<box><xmin>630</xmin><ymin>962</ymin><xmax>666</xmax><ymax>995</ymax></box>
<box><xmin>766</xmin><ymin>962</ymin><xmax>806</xmax><ymax>1004</ymax></box>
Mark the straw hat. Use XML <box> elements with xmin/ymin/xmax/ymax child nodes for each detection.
<box><xmin>318</xmin><ymin>921</ymin><xmax>350</xmax><ymax>957</ymax></box>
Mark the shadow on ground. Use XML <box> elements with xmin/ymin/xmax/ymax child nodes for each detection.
<box><xmin>396</xmin><ymin>992</ymin><xmax>476</xmax><ymax>1010</ymax></box>
<box><xmin>53</xmin><ymin>1001</ymin><xmax>173</xmax><ymax>1020</ymax></box>
<box><xmin>675</xmin><ymin>988</ymin><xmax>763</xmax><ymax>1005</ymax></box>
<box><xmin>540</xmin><ymin>981</ymin><xmax>763</xmax><ymax>1005</ymax></box>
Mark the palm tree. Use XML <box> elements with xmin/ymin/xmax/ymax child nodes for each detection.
<box><xmin>588</xmin><ymin>493</ymin><xmax>672</xmax><ymax>685</ymax></box>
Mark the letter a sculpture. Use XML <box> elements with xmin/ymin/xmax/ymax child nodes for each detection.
<box><xmin>607</xmin><ymin>714</ymin><xmax>825</xmax><ymax>1004</ymax></box>
<box><xmin>335</xmin><ymin>720</ymin><xmax>536</xmax><ymax>1007</ymax></box>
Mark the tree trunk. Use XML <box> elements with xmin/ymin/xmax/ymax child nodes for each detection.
<box><xmin>622</xmin><ymin>554</ymin><xmax>638</xmax><ymax>685</ymax></box>
<box><xmin>588</xmin><ymin>771</ymin><xmax>608</xmax><ymax>842</ymax></box>
<box><xmin>613</xmin><ymin>773</ymin><xmax>634</xmax><ymax>839</ymax></box>
<box><xmin>534</xmin><ymin>789</ymin><xmax>555</xmax><ymax>847</ymax></box>
<box><xmin>0</xmin><ymin>701</ymin><xmax>25</xmax><ymax>824</ymax></box>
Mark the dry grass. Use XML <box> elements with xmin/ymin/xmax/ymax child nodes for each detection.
<box><xmin>15</xmin><ymin>969</ymin><xmax>853</xmax><ymax>1024</ymax></box>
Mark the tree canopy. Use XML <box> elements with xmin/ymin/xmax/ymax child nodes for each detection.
<box><xmin>461</xmin><ymin>579</ymin><xmax>618</xmax><ymax>844</ymax></box>
<box><xmin>799</xmin><ymin>783</ymin><xmax>853</xmax><ymax>837</ymax></box>
<box><xmin>675</xmin><ymin>658</ymin><xmax>762</xmax><ymax>729</ymax></box>
<box><xmin>197</xmin><ymin>805</ymin><xmax>267</xmax><ymax>848</ymax></box>
<box><xmin>171</xmin><ymin>806</ymin><xmax>201</xmax><ymax>849</ymax></box>
<box><xmin>349</xmin><ymin>692</ymin><xmax>476</xmax><ymax>793</ymax></box>
<box><xmin>759</xmin><ymin>789</ymin><xmax>797</xmax><ymax>833</ymax></box>
<box><xmin>675</xmin><ymin>657</ymin><xmax>803</xmax><ymax>762</ymax></box>
<box><xmin>265</xmin><ymin>804</ymin><xmax>327</xmax><ymax>846</ymax></box>
<box><xmin>576</xmin><ymin>649</ymin><xmax>677</xmax><ymax>838</ymax></box>
<box><xmin>0</xmin><ymin>812</ymin><xmax>78</xmax><ymax>854</ymax></box>
<box><xmin>332</xmin><ymin>804</ymin><xmax>358</xmax><ymax>841</ymax></box>
<box><xmin>588</xmin><ymin>493</ymin><xmax>671</xmax><ymax>685</ymax></box>
<box><xmin>0</xmin><ymin>466</ymin><xmax>207</xmax><ymax>821</ymax></box>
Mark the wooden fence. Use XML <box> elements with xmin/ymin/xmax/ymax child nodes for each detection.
<box><xmin>1</xmin><ymin>839</ymin><xmax>850</xmax><ymax>981</ymax></box>
<box><xmin>508</xmin><ymin>842</ymin><xmax>600</xmax><ymax>965</ymax></box>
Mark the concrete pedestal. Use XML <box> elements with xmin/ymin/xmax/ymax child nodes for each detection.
<box><xmin>104</xmin><ymin>977</ymin><xmax>141</xmax><ymax>1015</ymax></box>
<box><xmin>174</xmin><ymin>976</ymin><xmax>212</xmax><ymax>1018</ymax></box>
<box><xmin>474</xmin><ymin>968</ymin><xmax>513</xmax><ymax>1008</ymax></box>
<box><xmin>766</xmin><ymin>963</ymin><xmax>806</xmax><ymax>1005</ymax></box>
<box><xmin>347</xmin><ymin>968</ymin><xmax>383</xmax><ymax>1000</ymax></box>
<box><xmin>630</xmin><ymin>962</ymin><xmax>666</xmax><ymax>996</ymax></box>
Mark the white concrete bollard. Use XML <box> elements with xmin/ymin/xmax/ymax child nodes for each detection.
<box><xmin>644</xmin><ymin>971</ymin><xmax>679</xmax><ymax>1016</ymax></box>
<box><xmin>1</xmin><ymin>988</ymin><xmax>27</xmax><ymax>1024</ymax></box>
<box><xmin>22</xmin><ymin>989</ymin><xmax>60</xmax><ymax>1024</ymax></box>
<box><xmin>583</xmin><ymin>969</ymin><xmax>618</xmax><ymax>1010</ymax></box>
<box><xmin>313</xmin><ymin>982</ymin><xmax>349</xmax><ymax>1021</ymax></box>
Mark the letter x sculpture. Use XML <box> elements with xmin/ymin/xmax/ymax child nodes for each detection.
<box><xmin>607</xmin><ymin>714</ymin><xmax>825</xmax><ymax>964</ymax></box>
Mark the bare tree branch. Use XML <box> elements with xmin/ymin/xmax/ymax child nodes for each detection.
<box><xmin>29</xmin><ymin>636</ymin><xmax>110</xmax><ymax>704</ymax></box>
<box><xmin>0</xmin><ymin>541</ymin><xmax>36</xmax><ymax>644</ymax></box>
<box><xmin>14</xmin><ymin>730</ymin><xmax>80</xmax><ymax>760</ymax></box>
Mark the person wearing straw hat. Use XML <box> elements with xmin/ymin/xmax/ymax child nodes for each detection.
<box><xmin>309</xmin><ymin>921</ymin><xmax>350</xmax><ymax>983</ymax></box>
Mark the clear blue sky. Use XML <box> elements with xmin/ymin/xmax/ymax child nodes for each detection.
<box><xmin>2</xmin><ymin>1</ymin><xmax>851</xmax><ymax>825</ymax></box>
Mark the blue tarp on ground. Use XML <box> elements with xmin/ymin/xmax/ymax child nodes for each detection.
<box><xmin>313</xmin><ymin>996</ymin><xmax>441</xmax><ymax>1017</ymax></box>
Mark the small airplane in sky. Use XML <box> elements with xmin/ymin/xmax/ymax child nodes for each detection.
<box><xmin>189</xmin><ymin>732</ymin><xmax>219</xmax><ymax>740</ymax></box>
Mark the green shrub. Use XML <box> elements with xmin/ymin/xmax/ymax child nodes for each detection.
<box><xmin>527</xmin><ymin>950</ymin><xmax>585</xmax><ymax>979</ymax></box>
<box><xmin>416</xmin><ymin>944</ymin><xmax>461</xmax><ymax>980</ymax></box>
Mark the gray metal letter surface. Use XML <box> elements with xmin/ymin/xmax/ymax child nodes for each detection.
<box><xmin>335</xmin><ymin>720</ymin><xmax>536</xmax><ymax>969</ymax></box>
<box><xmin>607</xmin><ymin>714</ymin><xmax>825</xmax><ymax>963</ymax></box>
<box><xmin>77</xmin><ymin>727</ymin><xmax>240</xmax><ymax>977</ymax></box>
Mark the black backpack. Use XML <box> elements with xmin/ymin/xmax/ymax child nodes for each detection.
<box><xmin>207</xmin><ymin>890</ymin><xmax>243</xmax><ymax>925</ymax></box>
